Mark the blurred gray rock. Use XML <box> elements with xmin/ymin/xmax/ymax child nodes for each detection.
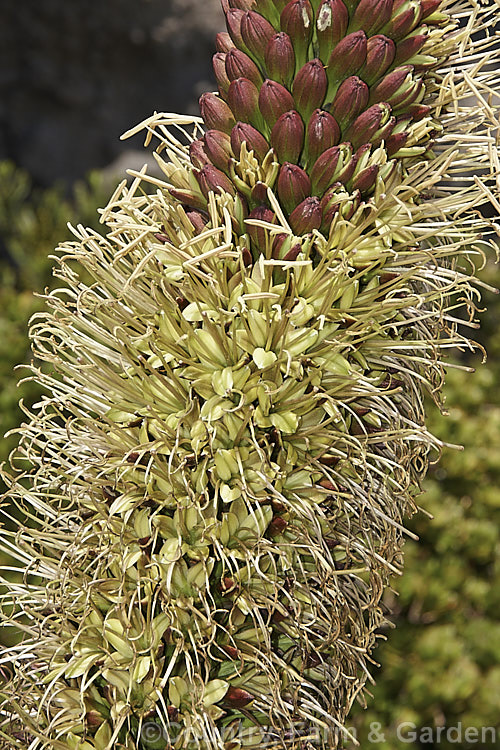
<box><xmin>0</xmin><ymin>0</ymin><xmax>224</xmax><ymax>186</ymax></box>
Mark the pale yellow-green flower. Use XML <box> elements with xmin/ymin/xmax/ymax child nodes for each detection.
<box><xmin>0</xmin><ymin>1</ymin><xmax>499</xmax><ymax>748</ymax></box>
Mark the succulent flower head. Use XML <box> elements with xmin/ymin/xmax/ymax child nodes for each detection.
<box><xmin>196</xmin><ymin>0</ymin><xmax>458</xmax><ymax>237</ymax></box>
<box><xmin>1</xmin><ymin>1</ymin><xmax>499</xmax><ymax>749</ymax></box>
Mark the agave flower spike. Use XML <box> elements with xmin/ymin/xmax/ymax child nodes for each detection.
<box><xmin>1</xmin><ymin>0</ymin><xmax>499</xmax><ymax>749</ymax></box>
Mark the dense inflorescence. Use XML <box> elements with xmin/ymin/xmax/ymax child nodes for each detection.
<box><xmin>195</xmin><ymin>0</ymin><xmax>445</xmax><ymax>240</ymax></box>
<box><xmin>0</xmin><ymin>1</ymin><xmax>499</xmax><ymax>749</ymax></box>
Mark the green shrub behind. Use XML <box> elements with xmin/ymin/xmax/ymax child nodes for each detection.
<box><xmin>351</xmin><ymin>276</ymin><xmax>500</xmax><ymax>747</ymax></box>
<box><xmin>0</xmin><ymin>162</ymin><xmax>109</xmax><ymax>460</ymax></box>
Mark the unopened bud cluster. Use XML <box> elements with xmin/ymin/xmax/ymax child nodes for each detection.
<box><xmin>186</xmin><ymin>0</ymin><xmax>446</xmax><ymax>249</ymax></box>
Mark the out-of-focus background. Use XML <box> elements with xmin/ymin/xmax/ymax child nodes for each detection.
<box><xmin>0</xmin><ymin>2</ymin><xmax>498</xmax><ymax>748</ymax></box>
<box><xmin>0</xmin><ymin>0</ymin><xmax>223</xmax><ymax>186</ymax></box>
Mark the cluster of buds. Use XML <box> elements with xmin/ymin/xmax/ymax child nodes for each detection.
<box><xmin>187</xmin><ymin>0</ymin><xmax>446</xmax><ymax>247</ymax></box>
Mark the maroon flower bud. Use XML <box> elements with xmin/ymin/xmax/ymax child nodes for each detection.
<box><xmin>196</xmin><ymin>165</ymin><xmax>236</xmax><ymax>198</ymax></box>
<box><xmin>420</xmin><ymin>0</ymin><xmax>442</xmax><ymax>19</ymax></box>
<box><xmin>369</xmin><ymin>65</ymin><xmax>414</xmax><ymax>104</ymax></box>
<box><xmin>189</xmin><ymin>139</ymin><xmax>211</xmax><ymax>169</ymax></box>
<box><xmin>213</xmin><ymin>53</ymin><xmax>231</xmax><ymax>97</ymax></box>
<box><xmin>391</xmin><ymin>79</ymin><xmax>424</xmax><ymax>111</ymax></box>
<box><xmin>386</xmin><ymin>131</ymin><xmax>409</xmax><ymax>156</ymax></box>
<box><xmin>271</xmin><ymin>110</ymin><xmax>305</xmax><ymax>163</ymax></box>
<box><xmin>305</xmin><ymin>109</ymin><xmax>340</xmax><ymax>166</ymax></box>
<box><xmin>224</xmin><ymin>687</ymin><xmax>255</xmax><ymax>708</ymax></box>
<box><xmin>330</xmin><ymin>76</ymin><xmax>369</xmax><ymax>130</ymax></box>
<box><xmin>282</xmin><ymin>243</ymin><xmax>302</xmax><ymax>260</ymax></box>
<box><xmin>277</xmin><ymin>162</ymin><xmax>311</xmax><ymax>212</ymax></box>
<box><xmin>227</xmin><ymin>77</ymin><xmax>261</xmax><ymax>125</ymax></box>
<box><xmin>316</xmin><ymin>0</ymin><xmax>349</xmax><ymax>64</ymax></box>
<box><xmin>289</xmin><ymin>196</ymin><xmax>323</xmax><ymax>234</ymax></box>
<box><xmin>216</xmin><ymin>32</ymin><xmax>236</xmax><ymax>53</ymax></box>
<box><xmin>247</xmin><ymin>205</ymin><xmax>276</xmax><ymax>251</ymax></box>
<box><xmin>258</xmin><ymin>79</ymin><xmax>296</xmax><ymax>125</ymax></box>
<box><xmin>169</xmin><ymin>188</ymin><xmax>207</xmax><ymax>211</ymax></box>
<box><xmin>320</xmin><ymin>186</ymin><xmax>342</xmax><ymax>228</ymax></box>
<box><xmin>350</xmin><ymin>0</ymin><xmax>393</xmax><ymax>36</ymax></box>
<box><xmin>242</xmin><ymin>246</ymin><xmax>253</xmax><ymax>265</ymax></box>
<box><xmin>335</xmin><ymin>146</ymin><xmax>359</xmax><ymax>183</ymax></box>
<box><xmin>393</xmin><ymin>33</ymin><xmax>428</xmax><ymax>66</ymax></box>
<box><xmin>222</xmin><ymin>644</ymin><xmax>240</xmax><ymax>660</ymax></box>
<box><xmin>406</xmin><ymin>103</ymin><xmax>431</xmax><ymax>121</ymax></box>
<box><xmin>327</xmin><ymin>31</ymin><xmax>367</xmax><ymax>89</ymax></box>
<box><xmin>381</xmin><ymin>1</ymin><xmax>423</xmax><ymax>42</ymax></box>
<box><xmin>265</xmin><ymin>32</ymin><xmax>296</xmax><ymax>86</ymax></box>
<box><xmin>226</xmin><ymin>9</ymin><xmax>246</xmax><ymax>48</ymax></box>
<box><xmin>86</xmin><ymin>711</ymin><xmax>104</xmax><ymax>728</ymax></box>
<box><xmin>271</xmin><ymin>232</ymin><xmax>288</xmax><ymax>257</ymax></box>
<box><xmin>280</xmin><ymin>0</ymin><xmax>314</xmax><ymax>67</ymax></box>
<box><xmin>292</xmin><ymin>59</ymin><xmax>328</xmax><ymax>121</ymax></box>
<box><xmin>268</xmin><ymin>516</ymin><xmax>288</xmax><ymax>535</ymax></box>
<box><xmin>371</xmin><ymin>115</ymin><xmax>396</xmax><ymax>146</ymax></box>
<box><xmin>203</xmin><ymin>130</ymin><xmax>234</xmax><ymax>172</ymax></box>
<box><xmin>361</xmin><ymin>35</ymin><xmax>396</xmax><ymax>86</ymax></box>
<box><xmin>310</xmin><ymin>145</ymin><xmax>343</xmax><ymax>195</ymax></box>
<box><xmin>231</xmin><ymin>122</ymin><xmax>270</xmax><ymax>161</ymax></box>
<box><xmin>200</xmin><ymin>93</ymin><xmax>236</xmax><ymax>134</ymax></box>
<box><xmin>225</xmin><ymin>49</ymin><xmax>263</xmax><ymax>88</ymax></box>
<box><xmin>251</xmin><ymin>181</ymin><xmax>269</xmax><ymax>204</ymax></box>
<box><xmin>343</xmin><ymin>102</ymin><xmax>392</xmax><ymax>149</ymax></box>
<box><xmin>241</xmin><ymin>11</ymin><xmax>276</xmax><ymax>60</ymax></box>
<box><xmin>351</xmin><ymin>164</ymin><xmax>379</xmax><ymax>192</ymax></box>
<box><xmin>186</xmin><ymin>210</ymin><xmax>209</xmax><ymax>233</ymax></box>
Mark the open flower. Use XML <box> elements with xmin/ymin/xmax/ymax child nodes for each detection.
<box><xmin>1</xmin><ymin>1</ymin><xmax>499</xmax><ymax>749</ymax></box>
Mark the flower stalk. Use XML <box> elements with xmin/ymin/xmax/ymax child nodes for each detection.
<box><xmin>0</xmin><ymin>1</ymin><xmax>499</xmax><ymax>749</ymax></box>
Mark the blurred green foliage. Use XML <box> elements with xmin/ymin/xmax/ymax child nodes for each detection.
<box><xmin>0</xmin><ymin>161</ymin><xmax>498</xmax><ymax>744</ymax></box>
<box><xmin>0</xmin><ymin>161</ymin><xmax>109</xmax><ymax>460</ymax></box>
<box><xmin>351</xmin><ymin>364</ymin><xmax>500</xmax><ymax>748</ymax></box>
<box><xmin>350</xmin><ymin>268</ymin><xmax>500</xmax><ymax>747</ymax></box>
